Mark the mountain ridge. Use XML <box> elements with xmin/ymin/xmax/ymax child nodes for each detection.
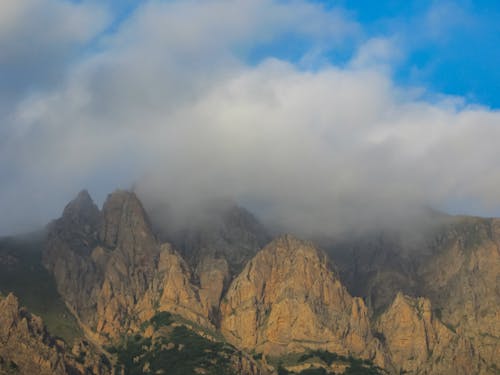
<box><xmin>0</xmin><ymin>189</ymin><xmax>498</xmax><ymax>374</ymax></box>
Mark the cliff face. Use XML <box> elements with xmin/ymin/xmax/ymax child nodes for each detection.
<box><xmin>0</xmin><ymin>293</ymin><xmax>110</xmax><ymax>375</ymax></box>
<box><xmin>220</xmin><ymin>235</ymin><xmax>387</xmax><ymax>366</ymax></box>
<box><xmin>167</xmin><ymin>202</ymin><xmax>270</xmax><ymax>318</ymax></box>
<box><xmin>43</xmin><ymin>190</ymin><xmax>209</xmax><ymax>341</ymax></box>
<box><xmin>418</xmin><ymin>217</ymin><xmax>500</xmax><ymax>371</ymax></box>
<box><xmin>376</xmin><ymin>293</ymin><xmax>483</xmax><ymax>375</ymax></box>
<box><xmin>322</xmin><ymin>214</ymin><xmax>500</xmax><ymax>374</ymax></box>
<box><xmin>43</xmin><ymin>190</ymin><xmax>103</xmax><ymax>326</ymax></box>
<box><xmin>39</xmin><ymin>191</ymin><xmax>499</xmax><ymax>375</ymax></box>
<box><xmin>94</xmin><ymin>190</ymin><xmax>161</xmax><ymax>336</ymax></box>
<box><xmin>0</xmin><ymin>293</ymin><xmax>67</xmax><ymax>375</ymax></box>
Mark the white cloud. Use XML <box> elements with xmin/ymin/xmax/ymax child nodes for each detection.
<box><xmin>0</xmin><ymin>0</ymin><xmax>499</xmax><ymax>236</ymax></box>
<box><xmin>350</xmin><ymin>37</ymin><xmax>402</xmax><ymax>70</ymax></box>
<box><xmin>0</xmin><ymin>0</ymin><xmax>109</xmax><ymax>117</ymax></box>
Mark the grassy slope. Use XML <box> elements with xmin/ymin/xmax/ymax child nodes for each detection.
<box><xmin>271</xmin><ymin>350</ymin><xmax>386</xmax><ymax>375</ymax></box>
<box><xmin>0</xmin><ymin>233</ymin><xmax>82</xmax><ymax>343</ymax></box>
<box><xmin>110</xmin><ymin>312</ymin><xmax>241</xmax><ymax>375</ymax></box>
<box><xmin>111</xmin><ymin>312</ymin><xmax>386</xmax><ymax>375</ymax></box>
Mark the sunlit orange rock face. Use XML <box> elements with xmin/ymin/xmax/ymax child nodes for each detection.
<box><xmin>0</xmin><ymin>293</ymin><xmax>67</xmax><ymax>375</ymax></box>
<box><xmin>375</xmin><ymin>293</ymin><xmax>482</xmax><ymax>375</ymax></box>
<box><xmin>39</xmin><ymin>190</ymin><xmax>500</xmax><ymax>375</ymax></box>
<box><xmin>220</xmin><ymin>235</ymin><xmax>388</xmax><ymax>366</ymax></box>
<box><xmin>0</xmin><ymin>293</ymin><xmax>111</xmax><ymax>375</ymax></box>
<box><xmin>44</xmin><ymin>190</ymin><xmax>211</xmax><ymax>341</ymax></box>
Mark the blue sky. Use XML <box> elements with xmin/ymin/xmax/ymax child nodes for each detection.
<box><xmin>71</xmin><ymin>0</ymin><xmax>500</xmax><ymax>110</ymax></box>
<box><xmin>92</xmin><ymin>0</ymin><xmax>500</xmax><ymax>108</ymax></box>
<box><xmin>1</xmin><ymin>0</ymin><xmax>500</xmax><ymax>235</ymax></box>
<box><xmin>255</xmin><ymin>0</ymin><xmax>500</xmax><ymax>108</ymax></box>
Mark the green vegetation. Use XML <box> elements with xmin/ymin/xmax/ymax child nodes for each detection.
<box><xmin>0</xmin><ymin>234</ymin><xmax>82</xmax><ymax>343</ymax></box>
<box><xmin>0</xmin><ymin>355</ymin><xmax>20</xmax><ymax>374</ymax></box>
<box><xmin>111</xmin><ymin>313</ymin><xmax>240</xmax><ymax>375</ymax></box>
<box><xmin>343</xmin><ymin>360</ymin><xmax>386</xmax><ymax>375</ymax></box>
<box><xmin>274</xmin><ymin>350</ymin><xmax>386</xmax><ymax>375</ymax></box>
<box><xmin>252</xmin><ymin>352</ymin><xmax>263</xmax><ymax>360</ymax></box>
<box><xmin>149</xmin><ymin>311</ymin><xmax>174</xmax><ymax>329</ymax></box>
<box><xmin>488</xmin><ymin>363</ymin><xmax>500</xmax><ymax>375</ymax></box>
<box><xmin>433</xmin><ymin>308</ymin><xmax>442</xmax><ymax>320</ymax></box>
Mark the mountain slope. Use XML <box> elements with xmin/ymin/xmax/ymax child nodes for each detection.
<box><xmin>375</xmin><ymin>293</ymin><xmax>483</xmax><ymax>375</ymax></box>
<box><xmin>155</xmin><ymin>200</ymin><xmax>270</xmax><ymax>318</ymax></box>
<box><xmin>418</xmin><ymin>216</ymin><xmax>500</xmax><ymax>371</ymax></box>
<box><xmin>321</xmin><ymin>214</ymin><xmax>500</xmax><ymax>374</ymax></box>
<box><xmin>36</xmin><ymin>190</ymin><xmax>499</xmax><ymax>375</ymax></box>
<box><xmin>43</xmin><ymin>190</ymin><xmax>210</xmax><ymax>341</ymax></box>
<box><xmin>0</xmin><ymin>293</ymin><xmax>110</xmax><ymax>375</ymax></box>
<box><xmin>0</xmin><ymin>233</ymin><xmax>81</xmax><ymax>342</ymax></box>
<box><xmin>220</xmin><ymin>235</ymin><xmax>388</xmax><ymax>368</ymax></box>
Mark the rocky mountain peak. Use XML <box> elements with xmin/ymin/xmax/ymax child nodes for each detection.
<box><xmin>0</xmin><ymin>292</ymin><xmax>22</xmax><ymax>326</ymax></box>
<box><xmin>260</xmin><ymin>233</ymin><xmax>322</xmax><ymax>257</ymax></box>
<box><xmin>61</xmin><ymin>189</ymin><xmax>100</xmax><ymax>228</ymax></box>
<box><xmin>158</xmin><ymin>201</ymin><xmax>270</xmax><ymax>314</ymax></box>
<box><xmin>376</xmin><ymin>293</ymin><xmax>482</xmax><ymax>375</ymax></box>
<box><xmin>244</xmin><ymin>234</ymin><xmax>337</xmax><ymax>284</ymax></box>
<box><xmin>47</xmin><ymin>190</ymin><xmax>100</xmax><ymax>258</ymax></box>
<box><xmin>169</xmin><ymin>201</ymin><xmax>269</xmax><ymax>270</ymax></box>
<box><xmin>220</xmin><ymin>234</ymin><xmax>385</xmax><ymax>364</ymax></box>
<box><xmin>0</xmin><ymin>293</ymin><xmax>45</xmax><ymax>345</ymax></box>
<box><xmin>36</xmin><ymin>189</ymin><xmax>500</xmax><ymax>374</ymax></box>
<box><xmin>99</xmin><ymin>189</ymin><xmax>155</xmax><ymax>249</ymax></box>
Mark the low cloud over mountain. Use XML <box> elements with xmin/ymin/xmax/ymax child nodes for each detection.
<box><xmin>1</xmin><ymin>0</ymin><xmax>499</xmax><ymax>235</ymax></box>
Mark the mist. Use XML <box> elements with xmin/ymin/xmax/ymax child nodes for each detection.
<box><xmin>1</xmin><ymin>0</ymin><xmax>500</xmax><ymax>237</ymax></box>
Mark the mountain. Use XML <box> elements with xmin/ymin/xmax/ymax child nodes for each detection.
<box><xmin>375</xmin><ymin>293</ymin><xmax>481</xmax><ymax>375</ymax></box>
<box><xmin>43</xmin><ymin>190</ymin><xmax>210</xmax><ymax>340</ymax></box>
<box><xmin>220</xmin><ymin>235</ymin><xmax>387</xmax><ymax>366</ymax></box>
<box><xmin>151</xmin><ymin>199</ymin><xmax>270</xmax><ymax>320</ymax></box>
<box><xmin>0</xmin><ymin>189</ymin><xmax>498</xmax><ymax>374</ymax></box>
<box><xmin>0</xmin><ymin>293</ymin><xmax>110</xmax><ymax>375</ymax></box>
<box><xmin>0</xmin><ymin>233</ymin><xmax>81</xmax><ymax>342</ymax></box>
<box><xmin>418</xmin><ymin>216</ymin><xmax>500</xmax><ymax>372</ymax></box>
<box><xmin>321</xmin><ymin>214</ymin><xmax>500</xmax><ymax>373</ymax></box>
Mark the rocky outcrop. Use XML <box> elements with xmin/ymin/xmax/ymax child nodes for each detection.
<box><xmin>0</xmin><ymin>293</ymin><xmax>67</xmax><ymax>374</ymax></box>
<box><xmin>134</xmin><ymin>242</ymin><xmax>209</xmax><ymax>329</ymax></box>
<box><xmin>376</xmin><ymin>293</ymin><xmax>484</xmax><ymax>375</ymax></box>
<box><xmin>94</xmin><ymin>190</ymin><xmax>164</xmax><ymax>336</ymax></box>
<box><xmin>43</xmin><ymin>190</ymin><xmax>209</xmax><ymax>342</ymax></box>
<box><xmin>322</xmin><ymin>214</ymin><xmax>500</xmax><ymax>373</ymax></box>
<box><xmin>40</xmin><ymin>191</ymin><xmax>500</xmax><ymax>374</ymax></box>
<box><xmin>0</xmin><ymin>293</ymin><xmax>110</xmax><ymax>375</ymax></box>
<box><xmin>418</xmin><ymin>217</ymin><xmax>500</xmax><ymax>372</ymax></box>
<box><xmin>167</xmin><ymin>202</ymin><xmax>270</xmax><ymax>317</ymax></box>
<box><xmin>229</xmin><ymin>352</ymin><xmax>264</xmax><ymax>375</ymax></box>
<box><xmin>43</xmin><ymin>190</ymin><xmax>103</xmax><ymax>325</ymax></box>
<box><xmin>220</xmin><ymin>235</ymin><xmax>388</xmax><ymax>367</ymax></box>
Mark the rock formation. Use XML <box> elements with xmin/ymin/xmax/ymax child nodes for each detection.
<box><xmin>220</xmin><ymin>235</ymin><xmax>388</xmax><ymax>367</ymax></box>
<box><xmin>322</xmin><ymin>214</ymin><xmax>500</xmax><ymax>374</ymax></box>
<box><xmin>43</xmin><ymin>190</ymin><xmax>209</xmax><ymax>341</ymax></box>
<box><xmin>376</xmin><ymin>293</ymin><xmax>483</xmax><ymax>375</ymax></box>
<box><xmin>0</xmin><ymin>293</ymin><xmax>110</xmax><ymax>375</ymax></box>
<box><xmin>37</xmin><ymin>190</ymin><xmax>500</xmax><ymax>374</ymax></box>
<box><xmin>43</xmin><ymin>190</ymin><xmax>103</xmax><ymax>326</ymax></box>
<box><xmin>166</xmin><ymin>201</ymin><xmax>270</xmax><ymax>318</ymax></box>
<box><xmin>0</xmin><ymin>293</ymin><xmax>68</xmax><ymax>374</ymax></box>
<box><xmin>418</xmin><ymin>216</ymin><xmax>500</xmax><ymax>372</ymax></box>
